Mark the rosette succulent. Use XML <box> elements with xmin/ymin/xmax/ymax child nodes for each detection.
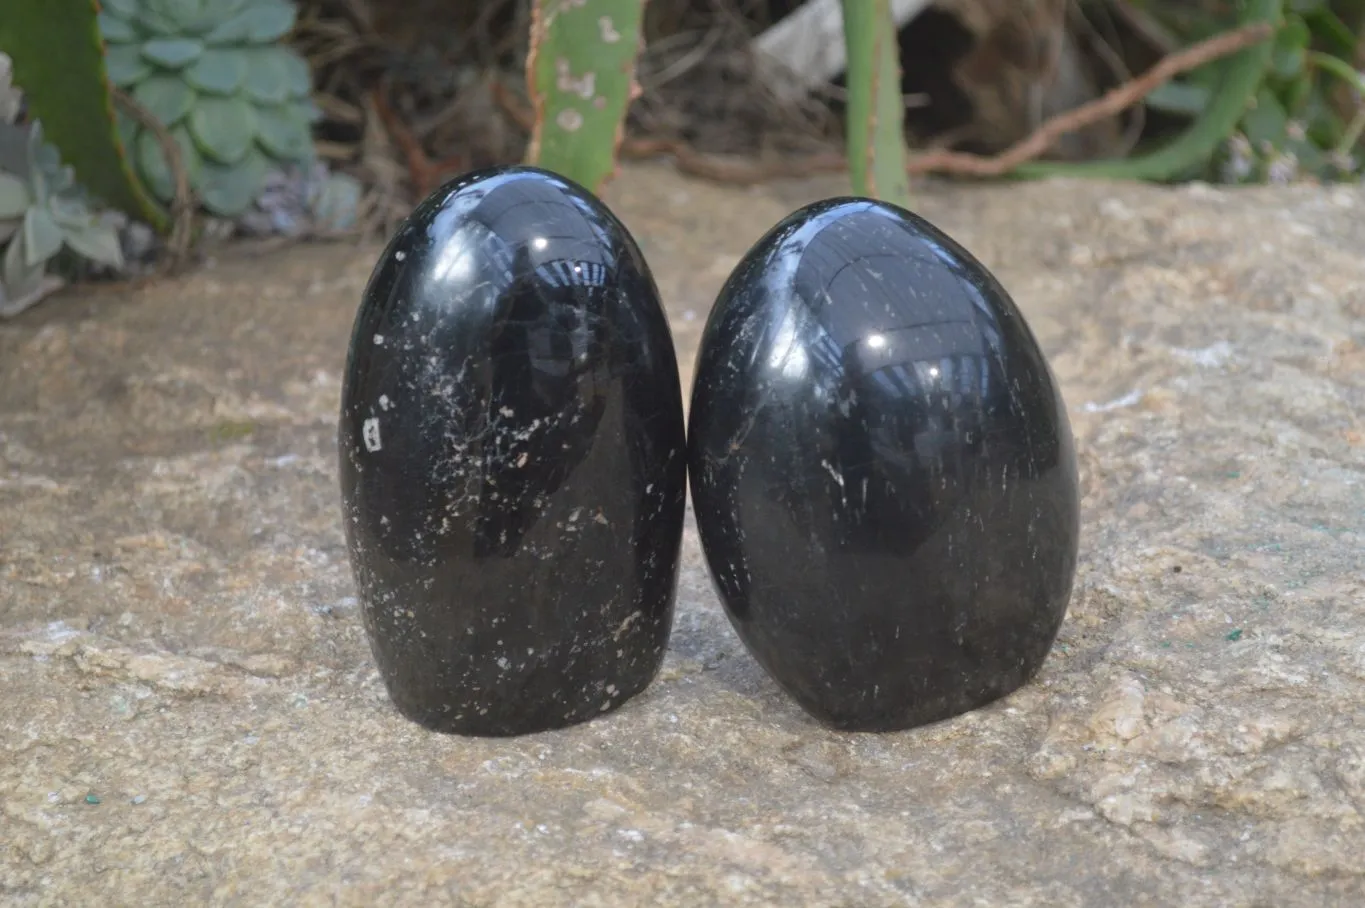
<box><xmin>98</xmin><ymin>0</ymin><xmax>321</xmax><ymax>217</ymax></box>
<box><xmin>0</xmin><ymin>120</ymin><xmax>124</xmax><ymax>316</ymax></box>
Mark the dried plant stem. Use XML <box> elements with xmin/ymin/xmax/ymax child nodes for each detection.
<box><xmin>111</xmin><ymin>86</ymin><xmax>194</xmax><ymax>268</ymax></box>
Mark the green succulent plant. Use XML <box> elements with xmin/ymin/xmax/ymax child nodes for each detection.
<box><xmin>98</xmin><ymin>0</ymin><xmax>322</xmax><ymax>217</ymax></box>
<box><xmin>0</xmin><ymin>119</ymin><xmax>124</xmax><ymax>315</ymax></box>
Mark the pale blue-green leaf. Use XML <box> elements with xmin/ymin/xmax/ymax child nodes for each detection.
<box><xmin>254</xmin><ymin>104</ymin><xmax>312</xmax><ymax>161</ymax></box>
<box><xmin>185</xmin><ymin>48</ymin><xmax>247</xmax><ymax>94</ymax></box>
<box><xmin>138</xmin><ymin>5</ymin><xmax>186</xmax><ymax>37</ymax></box>
<box><xmin>196</xmin><ymin>151</ymin><xmax>268</xmax><ymax>216</ymax></box>
<box><xmin>136</xmin><ymin>126</ymin><xmax>202</xmax><ymax>204</ymax></box>
<box><xmin>204</xmin><ymin>8</ymin><xmax>253</xmax><ymax>45</ymax></box>
<box><xmin>141</xmin><ymin>38</ymin><xmax>204</xmax><ymax>69</ymax></box>
<box><xmin>104</xmin><ymin>44</ymin><xmax>152</xmax><ymax>86</ymax></box>
<box><xmin>310</xmin><ymin>172</ymin><xmax>361</xmax><ymax>232</ymax></box>
<box><xmin>242</xmin><ymin>1</ymin><xmax>298</xmax><ymax>43</ymax></box>
<box><xmin>241</xmin><ymin>48</ymin><xmax>292</xmax><ymax>104</ymax></box>
<box><xmin>47</xmin><ymin>195</ymin><xmax>92</xmax><ymax>229</ymax></box>
<box><xmin>101</xmin><ymin>0</ymin><xmax>140</xmax><ymax>18</ymax></box>
<box><xmin>189</xmin><ymin>95</ymin><xmax>257</xmax><ymax>163</ymax></box>
<box><xmin>133</xmin><ymin>74</ymin><xmax>196</xmax><ymax>126</ymax></box>
<box><xmin>97</xmin><ymin>11</ymin><xmax>140</xmax><ymax>43</ymax></box>
<box><xmin>22</xmin><ymin>206</ymin><xmax>64</xmax><ymax>268</ymax></box>
<box><xmin>4</xmin><ymin>228</ymin><xmax>32</xmax><ymax>290</ymax></box>
<box><xmin>64</xmin><ymin>221</ymin><xmax>126</xmax><ymax>269</ymax></box>
<box><xmin>281</xmin><ymin>51</ymin><xmax>312</xmax><ymax>99</ymax></box>
<box><xmin>0</xmin><ymin>174</ymin><xmax>33</xmax><ymax>219</ymax></box>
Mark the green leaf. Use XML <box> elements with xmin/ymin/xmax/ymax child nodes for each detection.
<box><xmin>185</xmin><ymin>48</ymin><xmax>247</xmax><ymax>95</ymax></box>
<box><xmin>1244</xmin><ymin>86</ymin><xmax>1289</xmax><ymax>148</ymax></box>
<box><xmin>242</xmin><ymin>1</ymin><xmax>298</xmax><ymax>43</ymax></box>
<box><xmin>1271</xmin><ymin>15</ymin><xmax>1310</xmax><ymax>79</ymax></box>
<box><xmin>47</xmin><ymin>194</ymin><xmax>92</xmax><ymax>229</ymax></box>
<box><xmin>189</xmin><ymin>95</ymin><xmax>257</xmax><ymax>163</ymax></box>
<box><xmin>138</xmin><ymin>4</ymin><xmax>187</xmax><ymax>37</ymax></box>
<box><xmin>255</xmin><ymin>104</ymin><xmax>312</xmax><ymax>160</ymax></box>
<box><xmin>1145</xmin><ymin>81</ymin><xmax>1211</xmax><ymax>117</ymax></box>
<box><xmin>0</xmin><ymin>174</ymin><xmax>33</xmax><ymax>219</ymax></box>
<box><xmin>203</xmin><ymin>9</ymin><xmax>253</xmax><ymax>45</ymax></box>
<box><xmin>157</xmin><ymin>0</ymin><xmax>240</xmax><ymax>35</ymax></box>
<box><xmin>196</xmin><ymin>150</ymin><xmax>268</xmax><ymax>216</ymax></box>
<box><xmin>97</xmin><ymin>11</ymin><xmax>140</xmax><ymax>43</ymax></box>
<box><xmin>133</xmin><ymin>74</ymin><xmax>196</xmax><ymax>126</ymax></box>
<box><xmin>64</xmin><ymin>220</ymin><xmax>126</xmax><ymax>269</ymax></box>
<box><xmin>282</xmin><ymin>52</ymin><xmax>312</xmax><ymax>99</ymax></box>
<box><xmin>141</xmin><ymin>38</ymin><xmax>205</xmax><ymax>70</ymax></box>
<box><xmin>4</xmin><ymin>228</ymin><xmax>42</xmax><ymax>294</ymax></box>
<box><xmin>101</xmin><ymin>0</ymin><xmax>141</xmax><ymax>17</ymax></box>
<box><xmin>104</xmin><ymin>44</ymin><xmax>152</xmax><ymax>86</ymax></box>
<box><xmin>241</xmin><ymin>48</ymin><xmax>293</xmax><ymax>104</ymax></box>
<box><xmin>22</xmin><ymin>206</ymin><xmax>64</xmax><ymax>267</ymax></box>
<box><xmin>136</xmin><ymin>125</ymin><xmax>202</xmax><ymax>203</ymax></box>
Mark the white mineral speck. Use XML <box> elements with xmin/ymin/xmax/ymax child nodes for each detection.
<box><xmin>379</xmin><ymin>394</ymin><xmax>391</xmax><ymax>410</ymax></box>
<box><xmin>374</xmin><ymin>334</ymin><xmax>385</xmax><ymax>345</ymax></box>
<box><xmin>395</xmin><ymin>250</ymin><xmax>406</xmax><ymax>261</ymax></box>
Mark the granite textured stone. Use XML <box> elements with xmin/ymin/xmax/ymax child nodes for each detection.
<box><xmin>1</xmin><ymin>164</ymin><xmax>1363</xmax><ymax>906</ymax></box>
<box><xmin>689</xmin><ymin>197</ymin><xmax>1079</xmax><ymax>731</ymax></box>
<box><xmin>339</xmin><ymin>166</ymin><xmax>686</xmax><ymax>736</ymax></box>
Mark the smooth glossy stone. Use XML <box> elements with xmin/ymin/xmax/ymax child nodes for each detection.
<box><xmin>338</xmin><ymin>165</ymin><xmax>687</xmax><ymax>737</ymax></box>
<box><xmin>688</xmin><ymin>197</ymin><xmax>1079</xmax><ymax>732</ymax></box>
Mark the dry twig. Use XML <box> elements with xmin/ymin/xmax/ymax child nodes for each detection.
<box><xmin>111</xmin><ymin>85</ymin><xmax>195</xmax><ymax>268</ymax></box>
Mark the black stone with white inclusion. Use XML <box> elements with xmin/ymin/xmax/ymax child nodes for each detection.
<box><xmin>687</xmin><ymin>197</ymin><xmax>1080</xmax><ymax>733</ymax></box>
<box><xmin>338</xmin><ymin>166</ymin><xmax>687</xmax><ymax>736</ymax></box>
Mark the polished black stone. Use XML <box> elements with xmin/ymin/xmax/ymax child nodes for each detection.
<box><xmin>338</xmin><ymin>165</ymin><xmax>687</xmax><ymax>737</ymax></box>
<box><xmin>687</xmin><ymin>198</ymin><xmax>1080</xmax><ymax>732</ymax></box>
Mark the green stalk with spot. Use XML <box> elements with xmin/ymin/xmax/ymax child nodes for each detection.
<box><xmin>841</xmin><ymin>0</ymin><xmax>910</xmax><ymax>206</ymax></box>
<box><xmin>524</xmin><ymin>0</ymin><xmax>648</xmax><ymax>194</ymax></box>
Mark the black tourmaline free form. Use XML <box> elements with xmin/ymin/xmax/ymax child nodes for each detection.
<box><xmin>338</xmin><ymin>166</ymin><xmax>687</xmax><ymax>736</ymax></box>
<box><xmin>687</xmin><ymin>198</ymin><xmax>1080</xmax><ymax>733</ymax></box>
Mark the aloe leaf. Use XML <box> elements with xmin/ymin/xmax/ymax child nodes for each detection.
<box><xmin>524</xmin><ymin>0</ymin><xmax>647</xmax><ymax>194</ymax></box>
<box><xmin>0</xmin><ymin>173</ymin><xmax>32</xmax><ymax>218</ymax></box>
<box><xmin>840</xmin><ymin>0</ymin><xmax>910</xmax><ymax>205</ymax></box>
<box><xmin>185</xmin><ymin>48</ymin><xmax>246</xmax><ymax>95</ymax></box>
<box><xmin>255</xmin><ymin>103</ymin><xmax>311</xmax><ymax>160</ymax></box>
<box><xmin>133</xmin><ymin>73</ymin><xmax>196</xmax><ymax>126</ymax></box>
<box><xmin>196</xmin><ymin>150</ymin><xmax>268</xmax><ymax>216</ymax></box>
<box><xmin>141</xmin><ymin>37</ymin><xmax>204</xmax><ymax>69</ymax></box>
<box><xmin>0</xmin><ymin>0</ymin><xmax>169</xmax><ymax>231</ymax></box>
<box><xmin>189</xmin><ymin>95</ymin><xmax>256</xmax><ymax>163</ymax></box>
<box><xmin>22</xmin><ymin>205</ymin><xmax>63</xmax><ymax>267</ymax></box>
<box><xmin>63</xmin><ymin>219</ymin><xmax>125</xmax><ymax>269</ymax></box>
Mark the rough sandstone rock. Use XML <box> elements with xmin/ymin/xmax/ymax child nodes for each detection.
<box><xmin>2</xmin><ymin>164</ymin><xmax>1362</xmax><ymax>906</ymax></box>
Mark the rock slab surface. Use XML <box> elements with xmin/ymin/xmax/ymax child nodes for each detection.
<box><xmin>2</xmin><ymin>165</ymin><xmax>1363</xmax><ymax>906</ymax></box>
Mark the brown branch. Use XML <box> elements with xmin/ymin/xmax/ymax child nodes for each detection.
<box><xmin>905</xmin><ymin>19</ymin><xmax>1274</xmax><ymax>176</ymax></box>
<box><xmin>111</xmin><ymin>86</ymin><xmax>194</xmax><ymax>270</ymax></box>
